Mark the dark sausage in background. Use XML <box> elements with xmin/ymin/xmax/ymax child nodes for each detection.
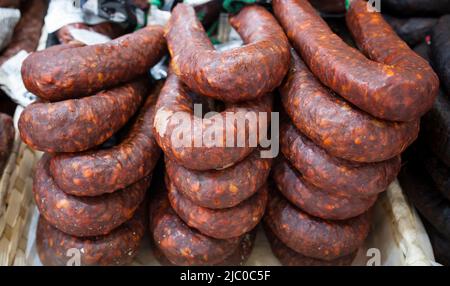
<box><xmin>33</xmin><ymin>155</ymin><xmax>149</xmax><ymax>237</ymax></box>
<box><xmin>165</xmin><ymin>149</ymin><xmax>271</xmax><ymax>209</ymax></box>
<box><xmin>280</xmin><ymin>121</ymin><xmax>401</xmax><ymax>198</ymax></box>
<box><xmin>398</xmin><ymin>162</ymin><xmax>450</xmax><ymax>240</ymax></box>
<box><xmin>167</xmin><ymin>177</ymin><xmax>267</xmax><ymax>239</ymax></box>
<box><xmin>19</xmin><ymin>79</ymin><xmax>146</xmax><ymax>153</ymax></box>
<box><xmin>431</xmin><ymin>15</ymin><xmax>450</xmax><ymax>94</ymax></box>
<box><xmin>36</xmin><ymin>205</ymin><xmax>146</xmax><ymax>266</ymax></box>
<box><xmin>280</xmin><ymin>50</ymin><xmax>419</xmax><ymax>163</ymax></box>
<box><xmin>264</xmin><ymin>188</ymin><xmax>371</xmax><ymax>261</ymax></box>
<box><xmin>413</xmin><ymin>42</ymin><xmax>450</xmax><ymax>167</ymax></box>
<box><xmin>382</xmin><ymin>0</ymin><xmax>450</xmax><ymax>16</ymax></box>
<box><xmin>0</xmin><ymin>113</ymin><xmax>14</xmax><ymax>174</ymax></box>
<box><xmin>272</xmin><ymin>157</ymin><xmax>378</xmax><ymax>220</ymax></box>
<box><xmin>308</xmin><ymin>0</ymin><xmax>345</xmax><ymax>14</ymax></box>
<box><xmin>49</xmin><ymin>83</ymin><xmax>161</xmax><ymax>196</ymax></box>
<box><xmin>0</xmin><ymin>0</ymin><xmax>47</xmax><ymax>66</ymax></box>
<box><xmin>422</xmin><ymin>151</ymin><xmax>450</xmax><ymax>201</ymax></box>
<box><xmin>153</xmin><ymin>73</ymin><xmax>272</xmax><ymax>171</ymax></box>
<box><xmin>166</xmin><ymin>4</ymin><xmax>290</xmax><ymax>103</ymax></box>
<box><xmin>264</xmin><ymin>223</ymin><xmax>356</xmax><ymax>266</ymax></box>
<box><xmin>56</xmin><ymin>22</ymin><xmax>126</xmax><ymax>44</ymax></box>
<box><xmin>150</xmin><ymin>191</ymin><xmax>241</xmax><ymax>266</ymax></box>
<box><xmin>273</xmin><ymin>0</ymin><xmax>439</xmax><ymax>122</ymax></box>
<box><xmin>21</xmin><ymin>25</ymin><xmax>165</xmax><ymax>101</ymax></box>
<box><xmin>383</xmin><ymin>15</ymin><xmax>437</xmax><ymax>47</ymax></box>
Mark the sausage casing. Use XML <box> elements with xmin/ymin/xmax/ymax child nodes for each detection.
<box><xmin>19</xmin><ymin>79</ymin><xmax>146</xmax><ymax>153</ymax></box>
<box><xmin>280</xmin><ymin>120</ymin><xmax>401</xmax><ymax>198</ymax></box>
<box><xmin>165</xmin><ymin>149</ymin><xmax>271</xmax><ymax>209</ymax></box>
<box><xmin>280</xmin><ymin>49</ymin><xmax>419</xmax><ymax>163</ymax></box>
<box><xmin>49</xmin><ymin>83</ymin><xmax>161</xmax><ymax>196</ymax></box>
<box><xmin>167</xmin><ymin>177</ymin><xmax>267</xmax><ymax>239</ymax></box>
<box><xmin>22</xmin><ymin>25</ymin><xmax>165</xmax><ymax>101</ymax></box>
<box><xmin>273</xmin><ymin>0</ymin><xmax>439</xmax><ymax>122</ymax></box>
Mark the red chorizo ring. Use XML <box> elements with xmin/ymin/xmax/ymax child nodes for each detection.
<box><xmin>49</xmin><ymin>84</ymin><xmax>161</xmax><ymax>196</ymax></box>
<box><xmin>263</xmin><ymin>223</ymin><xmax>356</xmax><ymax>266</ymax></box>
<box><xmin>165</xmin><ymin>149</ymin><xmax>272</xmax><ymax>209</ymax></box>
<box><xmin>36</xmin><ymin>206</ymin><xmax>146</xmax><ymax>266</ymax></box>
<box><xmin>264</xmin><ymin>188</ymin><xmax>371</xmax><ymax>261</ymax></box>
<box><xmin>153</xmin><ymin>73</ymin><xmax>272</xmax><ymax>171</ymax></box>
<box><xmin>167</xmin><ymin>176</ymin><xmax>267</xmax><ymax>239</ymax></box>
<box><xmin>21</xmin><ymin>25</ymin><xmax>165</xmax><ymax>101</ymax></box>
<box><xmin>272</xmin><ymin>157</ymin><xmax>377</xmax><ymax>220</ymax></box>
<box><xmin>150</xmin><ymin>192</ymin><xmax>240</xmax><ymax>266</ymax></box>
<box><xmin>33</xmin><ymin>154</ymin><xmax>150</xmax><ymax>237</ymax></box>
<box><xmin>166</xmin><ymin>4</ymin><xmax>290</xmax><ymax>103</ymax></box>
<box><xmin>273</xmin><ymin>0</ymin><xmax>439</xmax><ymax>122</ymax></box>
<box><xmin>280</xmin><ymin>120</ymin><xmax>401</xmax><ymax>198</ymax></box>
<box><xmin>281</xmin><ymin>50</ymin><xmax>419</xmax><ymax>163</ymax></box>
<box><xmin>19</xmin><ymin>79</ymin><xmax>146</xmax><ymax>153</ymax></box>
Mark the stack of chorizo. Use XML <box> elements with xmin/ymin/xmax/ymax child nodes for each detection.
<box><xmin>261</xmin><ymin>0</ymin><xmax>437</xmax><ymax>265</ymax></box>
<box><xmin>17</xmin><ymin>25</ymin><xmax>166</xmax><ymax>265</ymax></box>
<box><xmin>150</xmin><ymin>4</ymin><xmax>286</xmax><ymax>265</ymax></box>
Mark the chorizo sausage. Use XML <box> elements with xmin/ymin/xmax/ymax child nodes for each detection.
<box><xmin>36</xmin><ymin>205</ymin><xmax>146</xmax><ymax>266</ymax></box>
<box><xmin>21</xmin><ymin>25</ymin><xmax>165</xmax><ymax>101</ymax></box>
<box><xmin>422</xmin><ymin>152</ymin><xmax>450</xmax><ymax>201</ymax></box>
<box><xmin>280</xmin><ymin>120</ymin><xmax>401</xmax><ymax>198</ymax></box>
<box><xmin>167</xmin><ymin>176</ymin><xmax>267</xmax><ymax>239</ymax></box>
<box><xmin>272</xmin><ymin>157</ymin><xmax>377</xmax><ymax>220</ymax></box>
<box><xmin>152</xmin><ymin>228</ymin><xmax>256</xmax><ymax>266</ymax></box>
<box><xmin>33</xmin><ymin>154</ymin><xmax>149</xmax><ymax>237</ymax></box>
<box><xmin>273</xmin><ymin>0</ymin><xmax>439</xmax><ymax>122</ymax></box>
<box><xmin>165</xmin><ymin>149</ymin><xmax>271</xmax><ymax>209</ymax></box>
<box><xmin>49</xmin><ymin>83</ymin><xmax>161</xmax><ymax>196</ymax></box>
<box><xmin>150</xmin><ymin>191</ymin><xmax>240</xmax><ymax>266</ymax></box>
<box><xmin>264</xmin><ymin>223</ymin><xmax>356</xmax><ymax>266</ymax></box>
<box><xmin>153</xmin><ymin>73</ymin><xmax>272</xmax><ymax>171</ymax></box>
<box><xmin>398</xmin><ymin>162</ymin><xmax>450</xmax><ymax>239</ymax></box>
<box><xmin>431</xmin><ymin>15</ymin><xmax>450</xmax><ymax>94</ymax></box>
<box><xmin>0</xmin><ymin>113</ymin><xmax>14</xmax><ymax>173</ymax></box>
<box><xmin>166</xmin><ymin>4</ymin><xmax>289</xmax><ymax>103</ymax></box>
<box><xmin>19</xmin><ymin>79</ymin><xmax>146</xmax><ymax>153</ymax></box>
<box><xmin>0</xmin><ymin>0</ymin><xmax>20</xmax><ymax>8</ymax></box>
<box><xmin>264</xmin><ymin>187</ymin><xmax>371</xmax><ymax>261</ymax></box>
<box><xmin>280</xmin><ymin>49</ymin><xmax>419</xmax><ymax>163</ymax></box>
<box><xmin>382</xmin><ymin>0</ymin><xmax>450</xmax><ymax>16</ymax></box>
<box><xmin>383</xmin><ymin>15</ymin><xmax>437</xmax><ymax>47</ymax></box>
<box><xmin>0</xmin><ymin>0</ymin><xmax>47</xmax><ymax>66</ymax></box>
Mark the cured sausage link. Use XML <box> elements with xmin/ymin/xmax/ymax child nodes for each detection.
<box><xmin>273</xmin><ymin>0</ymin><xmax>439</xmax><ymax>122</ymax></box>
<box><xmin>49</xmin><ymin>83</ymin><xmax>161</xmax><ymax>196</ymax></box>
<box><xmin>19</xmin><ymin>79</ymin><xmax>147</xmax><ymax>153</ymax></box>
<box><xmin>153</xmin><ymin>73</ymin><xmax>272</xmax><ymax>171</ymax></box>
<box><xmin>166</xmin><ymin>4</ymin><xmax>290</xmax><ymax>103</ymax></box>
<box><xmin>280</xmin><ymin>49</ymin><xmax>419</xmax><ymax>162</ymax></box>
<box><xmin>22</xmin><ymin>25</ymin><xmax>165</xmax><ymax>101</ymax></box>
